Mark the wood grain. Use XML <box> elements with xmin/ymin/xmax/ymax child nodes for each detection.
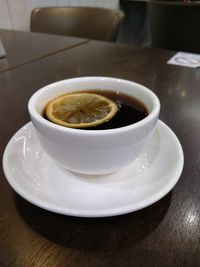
<box><xmin>0</xmin><ymin>29</ymin><xmax>89</xmax><ymax>73</ymax></box>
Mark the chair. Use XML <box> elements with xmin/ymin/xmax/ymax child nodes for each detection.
<box><xmin>30</xmin><ymin>7</ymin><xmax>124</xmax><ymax>42</ymax></box>
<box><xmin>148</xmin><ymin>1</ymin><xmax>200</xmax><ymax>53</ymax></box>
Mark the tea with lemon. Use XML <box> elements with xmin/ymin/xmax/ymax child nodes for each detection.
<box><xmin>44</xmin><ymin>90</ymin><xmax>148</xmax><ymax>130</ymax></box>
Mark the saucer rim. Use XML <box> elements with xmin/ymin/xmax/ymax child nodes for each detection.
<box><xmin>2</xmin><ymin>120</ymin><xmax>184</xmax><ymax>217</ymax></box>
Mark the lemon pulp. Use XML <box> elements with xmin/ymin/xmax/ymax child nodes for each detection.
<box><xmin>45</xmin><ymin>92</ymin><xmax>118</xmax><ymax>129</ymax></box>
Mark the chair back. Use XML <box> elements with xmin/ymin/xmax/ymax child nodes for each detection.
<box><xmin>31</xmin><ymin>7</ymin><xmax>124</xmax><ymax>42</ymax></box>
<box><xmin>148</xmin><ymin>1</ymin><xmax>200</xmax><ymax>53</ymax></box>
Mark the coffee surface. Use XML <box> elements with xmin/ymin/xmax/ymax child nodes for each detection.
<box><xmin>44</xmin><ymin>90</ymin><xmax>148</xmax><ymax>130</ymax></box>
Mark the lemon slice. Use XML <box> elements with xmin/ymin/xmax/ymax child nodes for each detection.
<box><xmin>45</xmin><ymin>92</ymin><xmax>118</xmax><ymax>129</ymax></box>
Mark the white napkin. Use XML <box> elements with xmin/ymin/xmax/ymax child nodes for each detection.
<box><xmin>167</xmin><ymin>52</ymin><xmax>200</xmax><ymax>68</ymax></box>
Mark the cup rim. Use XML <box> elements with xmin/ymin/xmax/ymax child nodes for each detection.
<box><xmin>28</xmin><ymin>76</ymin><xmax>160</xmax><ymax>136</ymax></box>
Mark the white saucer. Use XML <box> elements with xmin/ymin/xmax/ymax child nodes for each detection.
<box><xmin>3</xmin><ymin>120</ymin><xmax>184</xmax><ymax>218</ymax></box>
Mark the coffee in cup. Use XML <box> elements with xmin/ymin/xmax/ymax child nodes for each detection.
<box><xmin>28</xmin><ymin>77</ymin><xmax>160</xmax><ymax>175</ymax></box>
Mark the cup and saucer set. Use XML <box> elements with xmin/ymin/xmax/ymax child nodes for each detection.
<box><xmin>3</xmin><ymin>77</ymin><xmax>184</xmax><ymax>218</ymax></box>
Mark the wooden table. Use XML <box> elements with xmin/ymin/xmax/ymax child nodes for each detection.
<box><xmin>0</xmin><ymin>29</ymin><xmax>89</xmax><ymax>73</ymax></box>
<box><xmin>1</xmin><ymin>32</ymin><xmax>200</xmax><ymax>267</ymax></box>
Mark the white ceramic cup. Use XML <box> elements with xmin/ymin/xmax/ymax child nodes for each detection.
<box><xmin>28</xmin><ymin>77</ymin><xmax>160</xmax><ymax>175</ymax></box>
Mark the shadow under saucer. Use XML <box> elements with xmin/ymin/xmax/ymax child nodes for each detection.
<box><xmin>14</xmin><ymin>191</ymin><xmax>172</xmax><ymax>253</ymax></box>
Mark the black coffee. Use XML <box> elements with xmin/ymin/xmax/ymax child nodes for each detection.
<box><xmin>44</xmin><ymin>90</ymin><xmax>148</xmax><ymax>130</ymax></box>
<box><xmin>85</xmin><ymin>90</ymin><xmax>148</xmax><ymax>130</ymax></box>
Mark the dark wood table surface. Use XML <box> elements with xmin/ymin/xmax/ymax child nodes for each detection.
<box><xmin>0</xmin><ymin>29</ymin><xmax>89</xmax><ymax>73</ymax></box>
<box><xmin>1</xmin><ymin>32</ymin><xmax>200</xmax><ymax>267</ymax></box>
